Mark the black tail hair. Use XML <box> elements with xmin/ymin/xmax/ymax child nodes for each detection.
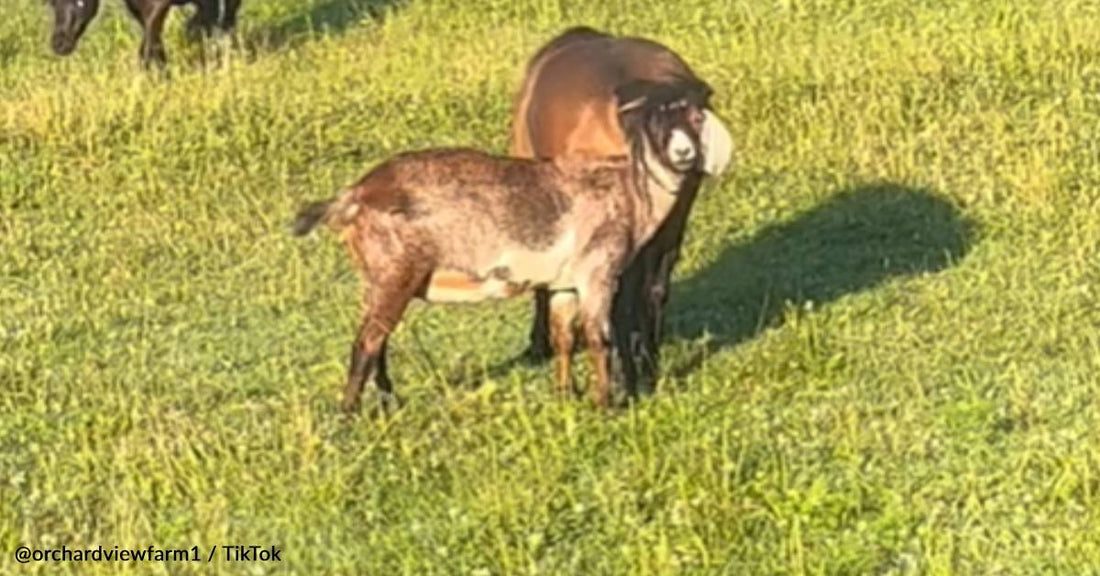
<box><xmin>291</xmin><ymin>200</ymin><xmax>333</xmax><ymax>237</ymax></box>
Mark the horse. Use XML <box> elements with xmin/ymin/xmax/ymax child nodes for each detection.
<box><xmin>510</xmin><ymin>26</ymin><xmax>734</xmax><ymax>397</ymax></box>
<box><xmin>45</xmin><ymin>0</ymin><xmax>241</xmax><ymax>67</ymax></box>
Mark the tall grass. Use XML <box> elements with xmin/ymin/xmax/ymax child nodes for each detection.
<box><xmin>2</xmin><ymin>0</ymin><xmax>1099</xmax><ymax>573</ymax></box>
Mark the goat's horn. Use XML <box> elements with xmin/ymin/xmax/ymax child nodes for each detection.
<box><xmin>618</xmin><ymin>96</ymin><xmax>647</xmax><ymax>113</ymax></box>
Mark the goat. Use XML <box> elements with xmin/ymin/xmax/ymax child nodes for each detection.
<box><xmin>292</xmin><ymin>80</ymin><xmax>711</xmax><ymax>413</ymax></box>
<box><xmin>45</xmin><ymin>0</ymin><xmax>240</xmax><ymax>67</ymax></box>
<box><xmin>511</xmin><ymin>26</ymin><xmax>733</xmax><ymax>397</ymax></box>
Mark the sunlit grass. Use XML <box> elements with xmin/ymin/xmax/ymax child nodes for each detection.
<box><xmin>2</xmin><ymin>0</ymin><xmax>1099</xmax><ymax>574</ymax></box>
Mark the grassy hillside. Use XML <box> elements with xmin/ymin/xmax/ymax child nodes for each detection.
<box><xmin>2</xmin><ymin>0</ymin><xmax>1099</xmax><ymax>573</ymax></box>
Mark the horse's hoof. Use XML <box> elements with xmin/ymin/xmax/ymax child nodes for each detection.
<box><xmin>523</xmin><ymin>341</ymin><xmax>554</xmax><ymax>364</ymax></box>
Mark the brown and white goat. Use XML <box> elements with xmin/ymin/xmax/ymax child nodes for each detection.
<box><xmin>293</xmin><ymin>80</ymin><xmax>710</xmax><ymax>413</ymax></box>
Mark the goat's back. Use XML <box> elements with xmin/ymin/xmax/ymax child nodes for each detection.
<box><xmin>351</xmin><ymin>149</ymin><xmax>631</xmax><ymax>257</ymax></box>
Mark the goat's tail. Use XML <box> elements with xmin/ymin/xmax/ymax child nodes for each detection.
<box><xmin>291</xmin><ymin>190</ymin><xmax>360</xmax><ymax>237</ymax></box>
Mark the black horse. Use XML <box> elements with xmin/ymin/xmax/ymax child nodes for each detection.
<box><xmin>46</xmin><ymin>0</ymin><xmax>241</xmax><ymax>67</ymax></box>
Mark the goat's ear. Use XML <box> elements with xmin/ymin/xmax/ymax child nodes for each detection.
<box><xmin>695</xmin><ymin>80</ymin><xmax>715</xmax><ymax>106</ymax></box>
<box><xmin>700</xmin><ymin>109</ymin><xmax>734</xmax><ymax>176</ymax></box>
<box><xmin>670</xmin><ymin>77</ymin><xmax>713</xmax><ymax>107</ymax></box>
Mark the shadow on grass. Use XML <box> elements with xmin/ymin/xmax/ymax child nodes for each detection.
<box><xmin>452</xmin><ymin>182</ymin><xmax>974</xmax><ymax>389</ymax></box>
<box><xmin>665</xmin><ymin>182</ymin><xmax>975</xmax><ymax>377</ymax></box>
<box><xmin>245</xmin><ymin>0</ymin><xmax>407</xmax><ymax>52</ymax></box>
<box><xmin>0</xmin><ymin>36</ymin><xmax>18</xmax><ymax>68</ymax></box>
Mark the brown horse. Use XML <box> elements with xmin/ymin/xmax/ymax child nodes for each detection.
<box><xmin>511</xmin><ymin>26</ymin><xmax>733</xmax><ymax>397</ymax></box>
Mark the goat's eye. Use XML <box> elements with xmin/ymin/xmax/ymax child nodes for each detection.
<box><xmin>689</xmin><ymin>109</ymin><xmax>705</xmax><ymax>130</ymax></box>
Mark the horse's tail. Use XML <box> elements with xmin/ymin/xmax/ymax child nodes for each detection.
<box><xmin>291</xmin><ymin>190</ymin><xmax>360</xmax><ymax>236</ymax></box>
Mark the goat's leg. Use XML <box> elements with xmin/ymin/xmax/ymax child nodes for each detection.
<box><xmin>344</xmin><ymin>316</ymin><xmax>388</xmax><ymax>414</ymax></box>
<box><xmin>343</xmin><ymin>284</ymin><xmax>416</xmax><ymax>414</ymax></box>
<box><xmin>526</xmin><ymin>288</ymin><xmax>554</xmax><ymax>362</ymax></box>
<box><xmin>344</xmin><ymin>328</ymin><xmax>373</xmax><ymax>414</ymax></box>
<box><xmin>373</xmin><ymin>340</ymin><xmax>399</xmax><ymax>414</ymax></box>
<box><xmin>578</xmin><ymin>280</ymin><xmax>616</xmax><ymax>409</ymax></box>
<box><xmin>548</xmin><ymin>291</ymin><xmax>579</xmax><ymax>397</ymax></box>
<box><xmin>139</xmin><ymin>0</ymin><xmax>174</xmax><ymax>68</ymax></box>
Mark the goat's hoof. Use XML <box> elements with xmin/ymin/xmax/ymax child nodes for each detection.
<box><xmin>592</xmin><ymin>395</ymin><xmax>612</xmax><ymax>411</ymax></box>
<box><xmin>378</xmin><ymin>392</ymin><xmax>402</xmax><ymax>414</ymax></box>
<box><xmin>555</xmin><ymin>386</ymin><xmax>577</xmax><ymax>400</ymax></box>
<box><xmin>363</xmin><ymin>392</ymin><xmax>402</xmax><ymax>420</ymax></box>
<box><xmin>340</xmin><ymin>396</ymin><xmax>362</xmax><ymax>415</ymax></box>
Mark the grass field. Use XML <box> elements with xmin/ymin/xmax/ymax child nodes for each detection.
<box><xmin>2</xmin><ymin>0</ymin><xmax>1100</xmax><ymax>573</ymax></box>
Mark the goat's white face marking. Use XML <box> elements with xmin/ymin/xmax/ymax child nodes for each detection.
<box><xmin>667</xmin><ymin>128</ymin><xmax>698</xmax><ymax>170</ymax></box>
<box><xmin>700</xmin><ymin>110</ymin><xmax>734</xmax><ymax>176</ymax></box>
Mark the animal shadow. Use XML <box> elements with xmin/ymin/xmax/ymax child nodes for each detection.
<box><xmin>666</xmin><ymin>182</ymin><xmax>975</xmax><ymax>375</ymax></box>
<box><xmin>0</xmin><ymin>35</ymin><xmax>18</xmax><ymax>67</ymax></box>
<box><xmin>245</xmin><ymin>0</ymin><xmax>406</xmax><ymax>52</ymax></box>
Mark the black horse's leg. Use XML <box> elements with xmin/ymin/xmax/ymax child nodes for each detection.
<box><xmin>219</xmin><ymin>0</ymin><xmax>242</xmax><ymax>33</ymax></box>
<box><xmin>612</xmin><ymin>240</ymin><xmax>656</xmax><ymax>397</ymax></box>
<box><xmin>526</xmin><ymin>288</ymin><xmax>554</xmax><ymax>362</ymax></box>
<box><xmin>185</xmin><ymin>0</ymin><xmax>219</xmax><ymax>42</ymax></box>
<box><xmin>139</xmin><ymin>0</ymin><xmax>175</xmax><ymax>68</ymax></box>
<box><xmin>634</xmin><ymin>237</ymin><xmax>682</xmax><ymax>395</ymax></box>
<box><xmin>648</xmin><ymin>245</ymin><xmax>680</xmax><ymax>355</ymax></box>
<box><xmin>122</xmin><ymin>0</ymin><xmax>142</xmax><ymax>23</ymax></box>
<box><xmin>615</xmin><ymin>174</ymin><xmax>705</xmax><ymax>397</ymax></box>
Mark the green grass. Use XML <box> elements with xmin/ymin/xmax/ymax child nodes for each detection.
<box><xmin>2</xmin><ymin>0</ymin><xmax>1099</xmax><ymax>573</ymax></box>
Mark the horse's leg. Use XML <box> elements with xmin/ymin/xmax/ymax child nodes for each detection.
<box><xmin>632</xmin><ymin>174</ymin><xmax>705</xmax><ymax>396</ymax></box>
<box><xmin>123</xmin><ymin>0</ymin><xmax>142</xmax><ymax>22</ymax></box>
<box><xmin>139</xmin><ymin>0</ymin><xmax>174</xmax><ymax>68</ymax></box>
<box><xmin>611</xmin><ymin>246</ymin><xmax>650</xmax><ymax>396</ymax></box>
<box><xmin>548</xmin><ymin>291</ymin><xmax>579</xmax><ymax>397</ymax></box>
<box><xmin>647</xmin><ymin>239</ymin><xmax>684</xmax><ymax>355</ymax></box>
<box><xmin>219</xmin><ymin>0</ymin><xmax>241</xmax><ymax>33</ymax></box>
<box><xmin>185</xmin><ymin>0</ymin><xmax>219</xmax><ymax>43</ymax></box>
<box><xmin>526</xmin><ymin>288</ymin><xmax>554</xmax><ymax>362</ymax></box>
<box><xmin>632</xmin><ymin>237</ymin><xmax>675</xmax><ymax>396</ymax></box>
